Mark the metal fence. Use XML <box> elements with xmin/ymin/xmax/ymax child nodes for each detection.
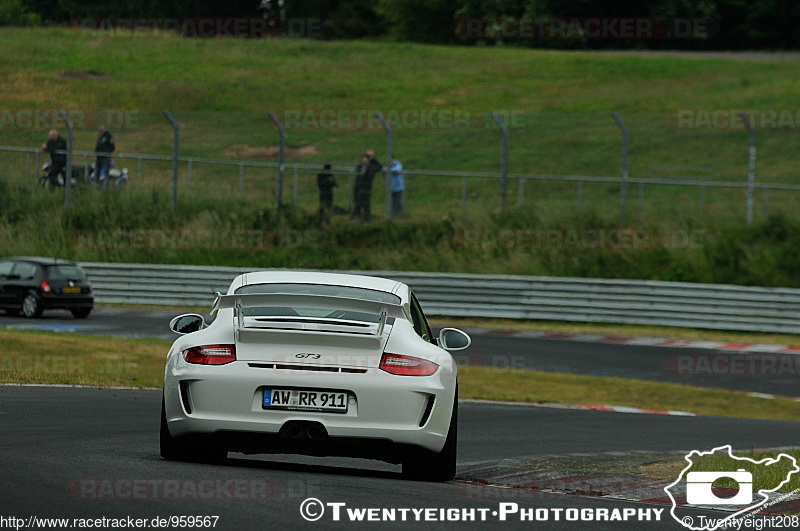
<box><xmin>80</xmin><ymin>262</ymin><xmax>800</xmax><ymax>334</ymax></box>
<box><xmin>3</xmin><ymin>143</ymin><xmax>800</xmax><ymax>225</ymax></box>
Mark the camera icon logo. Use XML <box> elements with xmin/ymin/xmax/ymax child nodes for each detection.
<box><xmin>686</xmin><ymin>469</ymin><xmax>753</xmax><ymax>505</ymax></box>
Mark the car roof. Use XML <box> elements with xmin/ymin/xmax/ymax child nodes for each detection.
<box><xmin>2</xmin><ymin>257</ymin><xmax>80</xmax><ymax>266</ymax></box>
<box><xmin>239</xmin><ymin>271</ymin><xmax>405</xmax><ymax>295</ymax></box>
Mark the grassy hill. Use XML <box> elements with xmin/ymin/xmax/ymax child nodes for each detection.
<box><xmin>1</xmin><ymin>28</ymin><xmax>800</xmax><ymax>286</ymax></box>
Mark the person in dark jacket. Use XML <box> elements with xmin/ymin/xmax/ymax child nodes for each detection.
<box><xmin>351</xmin><ymin>153</ymin><xmax>371</xmax><ymax>221</ymax></box>
<box><xmin>94</xmin><ymin>123</ymin><xmax>115</xmax><ymax>185</ymax></box>
<box><xmin>351</xmin><ymin>150</ymin><xmax>382</xmax><ymax>222</ymax></box>
<box><xmin>317</xmin><ymin>163</ymin><xmax>337</xmax><ymax>228</ymax></box>
<box><xmin>41</xmin><ymin>129</ymin><xmax>67</xmax><ymax>188</ymax></box>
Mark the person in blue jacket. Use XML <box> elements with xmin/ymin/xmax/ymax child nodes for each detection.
<box><xmin>388</xmin><ymin>155</ymin><xmax>405</xmax><ymax>217</ymax></box>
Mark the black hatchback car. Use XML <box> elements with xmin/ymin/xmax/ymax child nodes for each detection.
<box><xmin>0</xmin><ymin>257</ymin><xmax>93</xmax><ymax>318</ymax></box>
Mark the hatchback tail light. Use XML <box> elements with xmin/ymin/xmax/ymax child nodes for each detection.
<box><xmin>40</xmin><ymin>280</ymin><xmax>53</xmax><ymax>295</ymax></box>
<box><xmin>87</xmin><ymin>281</ymin><xmax>93</xmax><ymax>294</ymax></box>
<box><xmin>182</xmin><ymin>344</ymin><xmax>236</xmax><ymax>365</ymax></box>
<box><xmin>379</xmin><ymin>353</ymin><xmax>438</xmax><ymax>376</ymax></box>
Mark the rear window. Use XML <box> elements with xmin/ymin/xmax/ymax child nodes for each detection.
<box><xmin>46</xmin><ymin>265</ymin><xmax>87</xmax><ymax>281</ymax></box>
<box><xmin>12</xmin><ymin>262</ymin><xmax>38</xmax><ymax>280</ymax></box>
<box><xmin>235</xmin><ymin>283</ymin><xmax>400</xmax><ymax>323</ymax></box>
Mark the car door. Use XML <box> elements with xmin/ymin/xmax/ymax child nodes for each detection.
<box><xmin>5</xmin><ymin>261</ymin><xmax>39</xmax><ymax>307</ymax></box>
<box><xmin>0</xmin><ymin>260</ymin><xmax>14</xmax><ymax>307</ymax></box>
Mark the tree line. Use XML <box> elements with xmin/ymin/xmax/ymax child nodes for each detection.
<box><xmin>2</xmin><ymin>0</ymin><xmax>798</xmax><ymax>50</ymax></box>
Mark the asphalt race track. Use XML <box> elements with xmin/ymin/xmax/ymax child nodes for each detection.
<box><xmin>2</xmin><ymin>386</ymin><xmax>798</xmax><ymax>529</ymax></box>
<box><xmin>0</xmin><ymin>307</ymin><xmax>795</xmax><ymax>395</ymax></box>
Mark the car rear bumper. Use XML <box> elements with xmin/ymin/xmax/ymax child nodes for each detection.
<box><xmin>164</xmin><ymin>359</ymin><xmax>456</xmax><ymax>456</ymax></box>
<box><xmin>41</xmin><ymin>295</ymin><xmax>93</xmax><ymax>310</ymax></box>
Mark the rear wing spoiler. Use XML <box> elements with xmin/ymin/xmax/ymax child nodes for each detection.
<box><xmin>211</xmin><ymin>292</ymin><xmax>408</xmax><ymax>337</ymax></box>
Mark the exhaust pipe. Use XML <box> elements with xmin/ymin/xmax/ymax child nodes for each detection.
<box><xmin>285</xmin><ymin>422</ymin><xmax>303</xmax><ymax>439</ymax></box>
<box><xmin>306</xmin><ymin>424</ymin><xmax>324</xmax><ymax>439</ymax></box>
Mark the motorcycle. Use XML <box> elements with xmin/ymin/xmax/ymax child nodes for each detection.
<box><xmin>39</xmin><ymin>161</ymin><xmax>128</xmax><ymax>189</ymax></box>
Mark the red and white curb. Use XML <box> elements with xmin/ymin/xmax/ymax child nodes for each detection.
<box><xmin>573</xmin><ymin>403</ymin><xmax>695</xmax><ymax>416</ymax></box>
<box><xmin>466</xmin><ymin>327</ymin><xmax>800</xmax><ymax>355</ymax></box>
<box><xmin>463</xmin><ymin>399</ymin><xmax>696</xmax><ymax>416</ymax></box>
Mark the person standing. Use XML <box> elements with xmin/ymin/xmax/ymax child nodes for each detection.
<box><xmin>41</xmin><ymin>129</ymin><xmax>67</xmax><ymax>188</ymax></box>
<box><xmin>94</xmin><ymin>123</ymin><xmax>115</xmax><ymax>185</ymax></box>
<box><xmin>361</xmin><ymin>149</ymin><xmax>382</xmax><ymax>221</ymax></box>
<box><xmin>388</xmin><ymin>155</ymin><xmax>405</xmax><ymax>217</ymax></box>
<box><xmin>352</xmin><ymin>154</ymin><xmax>371</xmax><ymax>221</ymax></box>
<box><xmin>317</xmin><ymin>163</ymin><xmax>337</xmax><ymax>228</ymax></box>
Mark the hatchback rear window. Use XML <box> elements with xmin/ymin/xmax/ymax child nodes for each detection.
<box><xmin>46</xmin><ymin>265</ymin><xmax>87</xmax><ymax>281</ymax></box>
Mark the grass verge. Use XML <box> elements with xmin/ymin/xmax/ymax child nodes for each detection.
<box><xmin>458</xmin><ymin>366</ymin><xmax>800</xmax><ymax>421</ymax></box>
<box><xmin>2</xmin><ymin>329</ymin><xmax>799</xmax><ymax>421</ymax></box>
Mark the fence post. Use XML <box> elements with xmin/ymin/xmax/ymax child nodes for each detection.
<box><xmin>373</xmin><ymin>112</ymin><xmax>393</xmax><ymax>220</ymax></box>
<box><xmin>293</xmin><ymin>165</ymin><xmax>299</xmax><ymax>205</ymax></box>
<box><xmin>57</xmin><ymin>110</ymin><xmax>73</xmax><ymax>210</ymax></box>
<box><xmin>461</xmin><ymin>176</ymin><xmax>467</xmax><ymax>213</ymax></box>
<box><xmin>491</xmin><ymin>113</ymin><xmax>509</xmax><ymax>212</ymax></box>
<box><xmin>699</xmin><ymin>185</ymin><xmax>705</xmax><ymax>215</ymax></box>
<box><xmin>612</xmin><ymin>112</ymin><xmax>629</xmax><ymax>223</ymax></box>
<box><xmin>162</xmin><ymin>110</ymin><xmax>179</xmax><ymax>212</ymax></box>
<box><xmin>740</xmin><ymin>113</ymin><xmax>756</xmax><ymax>225</ymax></box>
<box><xmin>638</xmin><ymin>182</ymin><xmax>644</xmax><ymax>217</ymax></box>
<box><xmin>268</xmin><ymin>111</ymin><xmax>285</xmax><ymax>206</ymax></box>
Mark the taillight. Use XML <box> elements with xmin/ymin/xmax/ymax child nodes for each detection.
<box><xmin>182</xmin><ymin>344</ymin><xmax>236</xmax><ymax>365</ymax></box>
<box><xmin>40</xmin><ymin>280</ymin><xmax>53</xmax><ymax>295</ymax></box>
<box><xmin>87</xmin><ymin>281</ymin><xmax>93</xmax><ymax>294</ymax></box>
<box><xmin>379</xmin><ymin>353</ymin><xmax>438</xmax><ymax>376</ymax></box>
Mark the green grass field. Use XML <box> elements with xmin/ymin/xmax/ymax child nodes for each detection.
<box><xmin>1</xmin><ymin>28</ymin><xmax>800</xmax><ymax>285</ymax></box>
<box><xmin>1</xmin><ymin>29</ymin><xmax>798</xmax><ymax>180</ymax></box>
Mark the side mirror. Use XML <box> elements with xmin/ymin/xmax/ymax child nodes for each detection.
<box><xmin>169</xmin><ymin>313</ymin><xmax>205</xmax><ymax>335</ymax></box>
<box><xmin>438</xmin><ymin>328</ymin><xmax>471</xmax><ymax>350</ymax></box>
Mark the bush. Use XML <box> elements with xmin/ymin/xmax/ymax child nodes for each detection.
<box><xmin>0</xmin><ymin>0</ymin><xmax>40</xmax><ymax>26</ymax></box>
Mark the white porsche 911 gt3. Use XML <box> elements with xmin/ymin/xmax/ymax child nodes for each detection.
<box><xmin>161</xmin><ymin>271</ymin><xmax>471</xmax><ymax>481</ymax></box>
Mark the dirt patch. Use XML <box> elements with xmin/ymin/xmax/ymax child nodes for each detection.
<box><xmin>220</xmin><ymin>144</ymin><xmax>320</xmax><ymax>160</ymax></box>
<box><xmin>58</xmin><ymin>70</ymin><xmax>113</xmax><ymax>80</ymax></box>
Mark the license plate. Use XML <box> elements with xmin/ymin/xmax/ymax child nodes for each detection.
<box><xmin>263</xmin><ymin>388</ymin><xmax>348</xmax><ymax>413</ymax></box>
<box><xmin>63</xmin><ymin>286</ymin><xmax>81</xmax><ymax>294</ymax></box>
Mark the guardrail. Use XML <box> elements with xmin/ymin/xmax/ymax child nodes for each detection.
<box><xmin>79</xmin><ymin>262</ymin><xmax>800</xmax><ymax>334</ymax></box>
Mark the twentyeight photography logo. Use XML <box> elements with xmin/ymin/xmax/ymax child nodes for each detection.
<box><xmin>664</xmin><ymin>445</ymin><xmax>799</xmax><ymax>530</ymax></box>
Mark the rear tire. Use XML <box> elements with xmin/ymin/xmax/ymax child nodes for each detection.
<box><xmin>71</xmin><ymin>307</ymin><xmax>91</xmax><ymax>319</ymax></box>
<box><xmin>160</xmin><ymin>396</ymin><xmax>226</xmax><ymax>463</ymax></box>
<box><xmin>21</xmin><ymin>293</ymin><xmax>43</xmax><ymax>318</ymax></box>
<box><xmin>160</xmin><ymin>398</ymin><xmax>182</xmax><ymax>461</ymax></box>
<box><xmin>403</xmin><ymin>386</ymin><xmax>458</xmax><ymax>482</ymax></box>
